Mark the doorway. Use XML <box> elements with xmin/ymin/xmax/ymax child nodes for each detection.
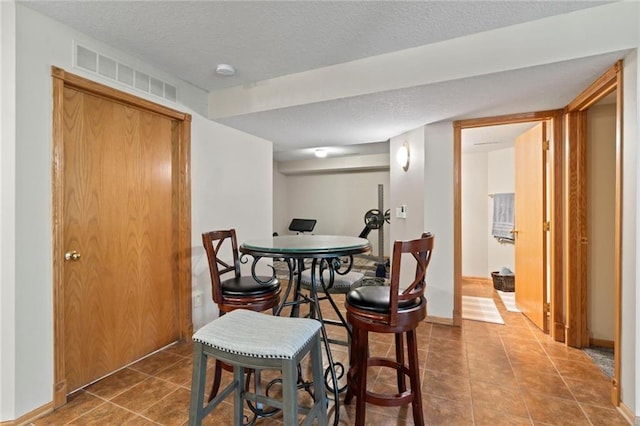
<box><xmin>51</xmin><ymin>67</ymin><xmax>192</xmax><ymax>407</ymax></box>
<box><xmin>454</xmin><ymin>61</ymin><xmax>624</xmax><ymax>407</ymax></box>
<box><xmin>582</xmin><ymin>94</ymin><xmax>617</xmax><ymax>381</ymax></box>
<box><xmin>453</xmin><ymin>110</ymin><xmax>564</xmax><ymax>337</ymax></box>
<box><xmin>460</xmin><ymin>121</ymin><xmax>553</xmax><ymax>331</ymax></box>
<box><xmin>564</xmin><ymin>61</ymin><xmax>622</xmax><ymax>405</ymax></box>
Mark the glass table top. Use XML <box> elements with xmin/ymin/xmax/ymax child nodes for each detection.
<box><xmin>241</xmin><ymin>235</ymin><xmax>370</xmax><ymax>255</ymax></box>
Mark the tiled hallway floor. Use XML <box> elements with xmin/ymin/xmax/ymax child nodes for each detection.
<box><xmin>34</xmin><ymin>278</ymin><xmax>629</xmax><ymax>425</ymax></box>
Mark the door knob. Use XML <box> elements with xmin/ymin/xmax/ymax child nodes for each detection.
<box><xmin>509</xmin><ymin>229</ymin><xmax>519</xmax><ymax>235</ymax></box>
<box><xmin>64</xmin><ymin>251</ymin><xmax>81</xmax><ymax>261</ymax></box>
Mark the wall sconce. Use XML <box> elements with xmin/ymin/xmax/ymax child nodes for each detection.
<box><xmin>396</xmin><ymin>143</ymin><xmax>410</xmax><ymax>171</ymax></box>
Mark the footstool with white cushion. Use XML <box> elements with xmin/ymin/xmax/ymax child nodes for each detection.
<box><xmin>188</xmin><ymin>309</ymin><xmax>327</xmax><ymax>426</ymax></box>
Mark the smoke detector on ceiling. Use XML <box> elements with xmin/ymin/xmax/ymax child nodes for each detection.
<box><xmin>215</xmin><ymin>63</ymin><xmax>236</xmax><ymax>76</ymax></box>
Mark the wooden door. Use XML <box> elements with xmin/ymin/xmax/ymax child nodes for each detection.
<box><xmin>61</xmin><ymin>85</ymin><xmax>179</xmax><ymax>392</ymax></box>
<box><xmin>514</xmin><ymin>122</ymin><xmax>547</xmax><ymax>331</ymax></box>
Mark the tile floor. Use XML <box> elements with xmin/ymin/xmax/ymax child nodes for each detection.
<box><xmin>33</xmin><ymin>278</ymin><xmax>629</xmax><ymax>425</ymax></box>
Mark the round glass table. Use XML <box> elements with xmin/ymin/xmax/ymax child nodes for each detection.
<box><xmin>241</xmin><ymin>234</ymin><xmax>370</xmax><ymax>258</ymax></box>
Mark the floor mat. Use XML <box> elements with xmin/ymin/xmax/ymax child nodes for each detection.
<box><xmin>584</xmin><ymin>346</ymin><xmax>614</xmax><ymax>379</ymax></box>
<box><xmin>497</xmin><ymin>290</ymin><xmax>520</xmax><ymax>312</ymax></box>
<box><xmin>462</xmin><ymin>296</ymin><xmax>504</xmax><ymax>324</ymax></box>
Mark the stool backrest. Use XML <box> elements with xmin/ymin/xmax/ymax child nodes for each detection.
<box><xmin>202</xmin><ymin>229</ymin><xmax>241</xmax><ymax>305</ymax></box>
<box><xmin>389</xmin><ymin>232</ymin><xmax>434</xmax><ymax>326</ymax></box>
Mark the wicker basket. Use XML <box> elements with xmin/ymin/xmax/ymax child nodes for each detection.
<box><xmin>491</xmin><ymin>271</ymin><xmax>515</xmax><ymax>292</ymax></box>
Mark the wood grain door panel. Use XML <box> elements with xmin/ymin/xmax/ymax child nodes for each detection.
<box><xmin>514</xmin><ymin>122</ymin><xmax>547</xmax><ymax>331</ymax></box>
<box><xmin>63</xmin><ymin>86</ymin><xmax>178</xmax><ymax>391</ymax></box>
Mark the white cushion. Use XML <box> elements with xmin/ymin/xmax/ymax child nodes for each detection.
<box><xmin>193</xmin><ymin>309</ymin><xmax>321</xmax><ymax>360</ymax></box>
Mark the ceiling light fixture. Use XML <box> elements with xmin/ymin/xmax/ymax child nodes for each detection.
<box><xmin>314</xmin><ymin>149</ymin><xmax>328</xmax><ymax>158</ymax></box>
<box><xmin>215</xmin><ymin>63</ymin><xmax>236</xmax><ymax>76</ymax></box>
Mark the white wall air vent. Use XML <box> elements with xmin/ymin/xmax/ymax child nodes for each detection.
<box><xmin>134</xmin><ymin>70</ymin><xmax>150</xmax><ymax>91</ymax></box>
<box><xmin>164</xmin><ymin>83</ymin><xmax>177</xmax><ymax>102</ymax></box>
<box><xmin>73</xmin><ymin>42</ymin><xmax>178</xmax><ymax>103</ymax></box>
<box><xmin>150</xmin><ymin>77</ymin><xmax>163</xmax><ymax>97</ymax></box>
<box><xmin>76</xmin><ymin>45</ymin><xmax>97</xmax><ymax>72</ymax></box>
<box><xmin>117</xmin><ymin>63</ymin><xmax>134</xmax><ymax>86</ymax></box>
<box><xmin>98</xmin><ymin>55</ymin><xmax>117</xmax><ymax>80</ymax></box>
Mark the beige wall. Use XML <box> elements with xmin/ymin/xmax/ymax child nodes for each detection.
<box><xmin>587</xmin><ymin>102</ymin><xmax>617</xmax><ymax>343</ymax></box>
<box><xmin>461</xmin><ymin>147</ymin><xmax>515</xmax><ymax>278</ymax></box>
<box><xmin>423</xmin><ymin>123</ymin><xmax>455</xmax><ymax>319</ymax></box>
<box><xmin>273</xmin><ymin>168</ymin><xmax>391</xmax><ymax>257</ymax></box>
<box><xmin>273</xmin><ymin>164</ymin><xmax>289</xmax><ymax>237</ymax></box>
<box><xmin>389</xmin><ymin>127</ymin><xmax>426</xmax><ymax>307</ymax></box>
<box><xmin>461</xmin><ymin>151</ymin><xmax>489</xmax><ymax>277</ymax></box>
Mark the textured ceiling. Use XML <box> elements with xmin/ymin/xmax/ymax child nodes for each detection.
<box><xmin>217</xmin><ymin>52</ymin><xmax>622</xmax><ymax>151</ymax></box>
<box><xmin>21</xmin><ymin>1</ymin><xmax>607</xmax><ymax>91</ymax></box>
<box><xmin>21</xmin><ymin>1</ymin><xmax>618</xmax><ymax>161</ymax></box>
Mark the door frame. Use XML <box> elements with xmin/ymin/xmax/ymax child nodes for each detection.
<box><xmin>453</xmin><ymin>109</ymin><xmax>564</xmax><ymax>341</ymax></box>
<box><xmin>51</xmin><ymin>66</ymin><xmax>192</xmax><ymax>407</ymax></box>
<box><xmin>564</xmin><ymin>60</ymin><xmax>622</xmax><ymax>405</ymax></box>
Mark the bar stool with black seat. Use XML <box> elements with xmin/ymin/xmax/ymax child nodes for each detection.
<box><xmin>188</xmin><ymin>309</ymin><xmax>328</xmax><ymax>425</ymax></box>
<box><xmin>202</xmin><ymin>229</ymin><xmax>282</xmax><ymax>400</ymax></box>
<box><xmin>343</xmin><ymin>233</ymin><xmax>434</xmax><ymax>426</ymax></box>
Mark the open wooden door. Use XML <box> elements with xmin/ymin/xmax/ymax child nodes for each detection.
<box><xmin>514</xmin><ymin>122</ymin><xmax>548</xmax><ymax>332</ymax></box>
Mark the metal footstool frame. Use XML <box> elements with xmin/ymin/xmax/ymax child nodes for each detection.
<box><xmin>188</xmin><ymin>309</ymin><xmax>328</xmax><ymax>426</ymax></box>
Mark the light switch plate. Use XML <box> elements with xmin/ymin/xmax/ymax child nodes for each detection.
<box><xmin>396</xmin><ymin>205</ymin><xmax>407</xmax><ymax>219</ymax></box>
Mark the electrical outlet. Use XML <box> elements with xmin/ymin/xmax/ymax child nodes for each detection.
<box><xmin>193</xmin><ymin>292</ymin><xmax>203</xmax><ymax>307</ymax></box>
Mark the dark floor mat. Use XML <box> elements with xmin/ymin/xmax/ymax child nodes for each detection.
<box><xmin>583</xmin><ymin>346</ymin><xmax>614</xmax><ymax>378</ymax></box>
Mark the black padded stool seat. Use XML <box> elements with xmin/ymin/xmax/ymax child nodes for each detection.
<box><xmin>346</xmin><ymin>285</ymin><xmax>421</xmax><ymax>313</ymax></box>
<box><xmin>221</xmin><ymin>276</ymin><xmax>280</xmax><ymax>297</ymax></box>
